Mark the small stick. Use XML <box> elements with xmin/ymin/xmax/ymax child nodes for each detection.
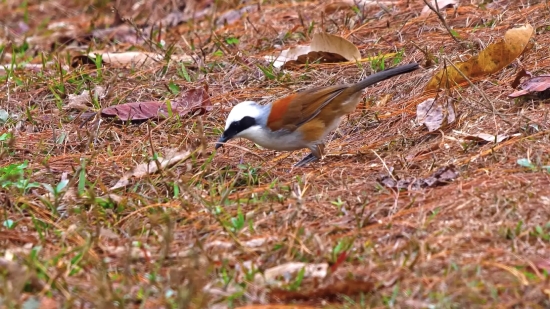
<box><xmin>421</xmin><ymin>0</ymin><xmax>461</xmax><ymax>43</ymax></box>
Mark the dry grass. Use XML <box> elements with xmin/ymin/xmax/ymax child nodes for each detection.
<box><xmin>1</xmin><ymin>0</ymin><xmax>550</xmax><ymax>308</ymax></box>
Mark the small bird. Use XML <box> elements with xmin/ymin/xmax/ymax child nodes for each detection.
<box><xmin>216</xmin><ymin>63</ymin><xmax>419</xmax><ymax>167</ymax></box>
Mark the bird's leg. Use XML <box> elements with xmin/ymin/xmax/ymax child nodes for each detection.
<box><xmin>293</xmin><ymin>153</ymin><xmax>317</xmax><ymax>167</ymax></box>
<box><xmin>294</xmin><ymin>143</ymin><xmax>325</xmax><ymax>167</ymax></box>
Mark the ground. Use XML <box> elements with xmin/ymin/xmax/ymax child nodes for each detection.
<box><xmin>1</xmin><ymin>0</ymin><xmax>550</xmax><ymax>308</ymax></box>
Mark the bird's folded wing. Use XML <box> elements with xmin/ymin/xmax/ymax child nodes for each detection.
<box><xmin>267</xmin><ymin>85</ymin><xmax>347</xmax><ymax>132</ymax></box>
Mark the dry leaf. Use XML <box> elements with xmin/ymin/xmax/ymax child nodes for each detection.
<box><xmin>425</xmin><ymin>24</ymin><xmax>534</xmax><ymax>92</ymax></box>
<box><xmin>111</xmin><ymin>149</ymin><xmax>192</xmax><ymax>190</ymax></box>
<box><xmin>310</xmin><ymin>32</ymin><xmax>361</xmax><ymax>61</ymax></box>
<box><xmin>85</xmin><ymin>52</ymin><xmax>193</xmax><ymax>68</ymax></box>
<box><xmin>420</xmin><ymin>0</ymin><xmax>458</xmax><ymax>17</ymax></box>
<box><xmin>255</xmin><ymin>262</ymin><xmax>328</xmax><ymax>286</ymax></box>
<box><xmin>416</xmin><ymin>97</ymin><xmax>456</xmax><ymax>132</ymax></box>
<box><xmin>65</xmin><ymin>86</ymin><xmax>106</xmax><ymax>111</ymax></box>
<box><xmin>508</xmin><ymin>75</ymin><xmax>550</xmax><ymax>99</ymax></box>
<box><xmin>268</xmin><ymin>32</ymin><xmax>360</xmax><ymax>68</ymax></box>
<box><xmin>101</xmin><ymin>87</ymin><xmax>211</xmax><ymax>121</ymax></box>
<box><xmin>454</xmin><ymin>131</ymin><xmax>520</xmax><ymax>143</ymax></box>
<box><xmin>510</xmin><ymin>68</ymin><xmax>532</xmax><ymax>89</ymax></box>
<box><xmin>377</xmin><ymin>165</ymin><xmax>459</xmax><ymax>190</ymax></box>
<box><xmin>269</xmin><ymin>45</ymin><xmax>312</xmax><ymax>68</ymax></box>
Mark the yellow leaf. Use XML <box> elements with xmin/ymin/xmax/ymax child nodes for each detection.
<box><xmin>425</xmin><ymin>24</ymin><xmax>534</xmax><ymax>92</ymax></box>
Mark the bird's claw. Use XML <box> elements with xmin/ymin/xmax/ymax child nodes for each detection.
<box><xmin>293</xmin><ymin>152</ymin><xmax>319</xmax><ymax>167</ymax></box>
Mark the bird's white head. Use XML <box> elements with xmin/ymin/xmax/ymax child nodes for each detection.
<box><xmin>216</xmin><ymin>101</ymin><xmax>268</xmax><ymax>149</ymax></box>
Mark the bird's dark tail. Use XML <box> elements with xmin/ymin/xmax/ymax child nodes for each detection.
<box><xmin>350</xmin><ymin>63</ymin><xmax>419</xmax><ymax>92</ymax></box>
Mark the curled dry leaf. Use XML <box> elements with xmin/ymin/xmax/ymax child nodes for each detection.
<box><xmin>111</xmin><ymin>149</ymin><xmax>192</xmax><ymax>190</ymax></box>
<box><xmin>377</xmin><ymin>165</ymin><xmax>459</xmax><ymax>190</ymax></box>
<box><xmin>510</xmin><ymin>68</ymin><xmax>532</xmax><ymax>89</ymax></box>
<box><xmin>420</xmin><ymin>0</ymin><xmax>458</xmax><ymax>17</ymax></box>
<box><xmin>65</xmin><ymin>86</ymin><xmax>106</xmax><ymax>111</ymax></box>
<box><xmin>416</xmin><ymin>96</ymin><xmax>456</xmax><ymax>132</ymax></box>
<box><xmin>269</xmin><ymin>45</ymin><xmax>311</xmax><ymax>68</ymax></box>
<box><xmin>101</xmin><ymin>87</ymin><xmax>212</xmax><ymax>121</ymax></box>
<box><xmin>454</xmin><ymin>130</ymin><xmax>520</xmax><ymax>143</ymax></box>
<box><xmin>255</xmin><ymin>262</ymin><xmax>328</xmax><ymax>286</ymax></box>
<box><xmin>508</xmin><ymin>75</ymin><xmax>550</xmax><ymax>99</ymax></box>
<box><xmin>268</xmin><ymin>32</ymin><xmax>360</xmax><ymax>68</ymax></box>
<box><xmin>84</xmin><ymin>51</ymin><xmax>193</xmax><ymax>68</ymax></box>
<box><xmin>425</xmin><ymin>24</ymin><xmax>534</xmax><ymax>92</ymax></box>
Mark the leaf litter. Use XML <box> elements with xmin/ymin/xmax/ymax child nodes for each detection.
<box><xmin>425</xmin><ymin>24</ymin><xmax>534</xmax><ymax>91</ymax></box>
<box><xmin>101</xmin><ymin>87</ymin><xmax>212</xmax><ymax>121</ymax></box>
<box><xmin>415</xmin><ymin>96</ymin><xmax>456</xmax><ymax>132</ymax></box>
<box><xmin>267</xmin><ymin>32</ymin><xmax>361</xmax><ymax>68</ymax></box>
<box><xmin>508</xmin><ymin>75</ymin><xmax>550</xmax><ymax>99</ymax></box>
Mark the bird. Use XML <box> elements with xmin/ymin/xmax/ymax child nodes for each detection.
<box><xmin>215</xmin><ymin>62</ymin><xmax>419</xmax><ymax>167</ymax></box>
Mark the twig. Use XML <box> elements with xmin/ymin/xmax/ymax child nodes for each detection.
<box><xmin>213</xmin><ymin>142</ymin><xmax>267</xmax><ymax>162</ymax></box>
<box><xmin>443</xmin><ymin>56</ymin><xmax>513</xmax><ymax>128</ymax></box>
<box><xmin>372</xmin><ymin>149</ymin><xmax>396</xmax><ymax>180</ymax></box>
<box><xmin>421</xmin><ymin>0</ymin><xmax>461</xmax><ymax>43</ymax></box>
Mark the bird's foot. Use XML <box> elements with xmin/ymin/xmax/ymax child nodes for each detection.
<box><xmin>293</xmin><ymin>152</ymin><xmax>319</xmax><ymax>167</ymax></box>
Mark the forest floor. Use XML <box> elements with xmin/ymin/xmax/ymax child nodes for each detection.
<box><xmin>1</xmin><ymin>0</ymin><xmax>550</xmax><ymax>308</ymax></box>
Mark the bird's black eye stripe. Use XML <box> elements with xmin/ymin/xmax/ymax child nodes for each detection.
<box><xmin>223</xmin><ymin>116</ymin><xmax>257</xmax><ymax>139</ymax></box>
<box><xmin>230</xmin><ymin>116</ymin><xmax>256</xmax><ymax>133</ymax></box>
<box><xmin>239</xmin><ymin>116</ymin><xmax>256</xmax><ymax>129</ymax></box>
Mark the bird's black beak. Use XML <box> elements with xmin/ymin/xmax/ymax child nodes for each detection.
<box><xmin>215</xmin><ymin>134</ymin><xmax>229</xmax><ymax>150</ymax></box>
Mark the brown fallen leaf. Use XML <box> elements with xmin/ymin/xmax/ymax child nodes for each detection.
<box><xmin>110</xmin><ymin>148</ymin><xmax>192</xmax><ymax>190</ymax></box>
<box><xmin>295</xmin><ymin>51</ymin><xmax>348</xmax><ymax>65</ymax></box>
<box><xmin>377</xmin><ymin>165</ymin><xmax>459</xmax><ymax>190</ymax></box>
<box><xmin>268</xmin><ymin>33</ymin><xmax>360</xmax><ymax>68</ymax></box>
<box><xmin>84</xmin><ymin>51</ymin><xmax>193</xmax><ymax>68</ymax></box>
<box><xmin>425</xmin><ymin>24</ymin><xmax>534</xmax><ymax>92</ymax></box>
<box><xmin>416</xmin><ymin>96</ymin><xmax>456</xmax><ymax>132</ymax></box>
<box><xmin>508</xmin><ymin>75</ymin><xmax>550</xmax><ymax>99</ymax></box>
<box><xmin>101</xmin><ymin>87</ymin><xmax>211</xmax><ymax>121</ymax></box>
<box><xmin>65</xmin><ymin>86</ymin><xmax>107</xmax><ymax>111</ymax></box>
<box><xmin>510</xmin><ymin>68</ymin><xmax>532</xmax><ymax>89</ymax></box>
<box><xmin>454</xmin><ymin>130</ymin><xmax>520</xmax><ymax>143</ymax></box>
<box><xmin>255</xmin><ymin>262</ymin><xmax>328</xmax><ymax>287</ymax></box>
